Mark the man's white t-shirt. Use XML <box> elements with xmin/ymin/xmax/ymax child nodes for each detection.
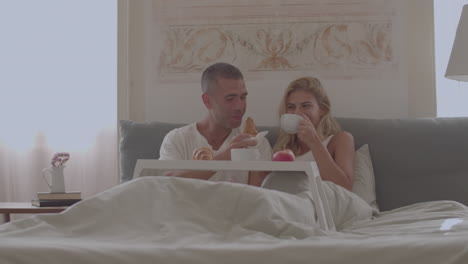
<box><xmin>159</xmin><ymin>123</ymin><xmax>272</xmax><ymax>184</ymax></box>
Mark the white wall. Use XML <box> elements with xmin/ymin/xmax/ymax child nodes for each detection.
<box><xmin>405</xmin><ymin>0</ymin><xmax>437</xmax><ymax>118</ymax></box>
<box><xmin>119</xmin><ymin>0</ymin><xmax>436</xmax><ymax>125</ymax></box>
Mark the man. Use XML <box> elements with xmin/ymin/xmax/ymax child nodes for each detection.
<box><xmin>159</xmin><ymin>62</ymin><xmax>272</xmax><ymax>186</ymax></box>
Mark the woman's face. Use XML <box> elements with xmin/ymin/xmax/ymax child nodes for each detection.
<box><xmin>285</xmin><ymin>90</ymin><xmax>324</xmax><ymax>127</ymax></box>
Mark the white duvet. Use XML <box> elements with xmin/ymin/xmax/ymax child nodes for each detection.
<box><xmin>1</xmin><ymin>176</ymin><xmax>468</xmax><ymax>264</ymax></box>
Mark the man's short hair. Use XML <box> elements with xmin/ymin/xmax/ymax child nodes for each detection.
<box><xmin>201</xmin><ymin>62</ymin><xmax>244</xmax><ymax>94</ymax></box>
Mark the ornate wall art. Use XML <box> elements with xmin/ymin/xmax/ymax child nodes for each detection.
<box><xmin>156</xmin><ymin>0</ymin><xmax>397</xmax><ymax>79</ymax></box>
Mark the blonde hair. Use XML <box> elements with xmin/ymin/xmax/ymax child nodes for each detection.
<box><xmin>273</xmin><ymin>77</ymin><xmax>341</xmax><ymax>155</ymax></box>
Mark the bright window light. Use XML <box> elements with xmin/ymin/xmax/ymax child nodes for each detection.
<box><xmin>0</xmin><ymin>0</ymin><xmax>117</xmax><ymax>151</ymax></box>
<box><xmin>434</xmin><ymin>0</ymin><xmax>468</xmax><ymax>117</ymax></box>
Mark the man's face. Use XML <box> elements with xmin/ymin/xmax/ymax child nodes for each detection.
<box><xmin>205</xmin><ymin>78</ymin><xmax>247</xmax><ymax>129</ymax></box>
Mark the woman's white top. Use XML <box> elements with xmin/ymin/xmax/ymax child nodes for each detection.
<box><xmin>295</xmin><ymin>135</ymin><xmax>334</xmax><ymax>161</ymax></box>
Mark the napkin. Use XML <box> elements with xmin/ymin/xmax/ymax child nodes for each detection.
<box><xmin>248</xmin><ymin>131</ymin><xmax>269</xmax><ymax>149</ymax></box>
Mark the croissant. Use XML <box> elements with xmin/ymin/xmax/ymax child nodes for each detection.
<box><xmin>192</xmin><ymin>147</ymin><xmax>214</xmax><ymax>160</ymax></box>
<box><xmin>243</xmin><ymin>117</ymin><xmax>258</xmax><ymax>136</ymax></box>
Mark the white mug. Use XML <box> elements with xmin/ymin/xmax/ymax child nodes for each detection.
<box><xmin>41</xmin><ymin>166</ymin><xmax>66</xmax><ymax>193</ymax></box>
<box><xmin>280</xmin><ymin>114</ymin><xmax>304</xmax><ymax>134</ymax></box>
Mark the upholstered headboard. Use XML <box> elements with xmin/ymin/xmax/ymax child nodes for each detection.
<box><xmin>119</xmin><ymin>117</ymin><xmax>468</xmax><ymax>212</ymax></box>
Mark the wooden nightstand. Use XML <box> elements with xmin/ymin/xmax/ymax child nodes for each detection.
<box><xmin>0</xmin><ymin>202</ymin><xmax>67</xmax><ymax>223</ymax></box>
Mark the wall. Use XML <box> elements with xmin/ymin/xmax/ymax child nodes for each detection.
<box><xmin>119</xmin><ymin>0</ymin><xmax>436</xmax><ymax>126</ymax></box>
<box><xmin>406</xmin><ymin>0</ymin><xmax>437</xmax><ymax>117</ymax></box>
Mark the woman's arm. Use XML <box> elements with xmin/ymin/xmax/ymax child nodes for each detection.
<box><xmin>310</xmin><ymin>131</ymin><xmax>355</xmax><ymax>190</ymax></box>
<box><xmin>297</xmin><ymin>115</ymin><xmax>355</xmax><ymax>190</ymax></box>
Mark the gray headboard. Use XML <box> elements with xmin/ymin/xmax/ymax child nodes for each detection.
<box><xmin>120</xmin><ymin>118</ymin><xmax>468</xmax><ymax>212</ymax></box>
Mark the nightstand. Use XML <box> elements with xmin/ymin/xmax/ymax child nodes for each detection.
<box><xmin>0</xmin><ymin>202</ymin><xmax>67</xmax><ymax>223</ymax></box>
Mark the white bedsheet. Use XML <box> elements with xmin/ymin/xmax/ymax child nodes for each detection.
<box><xmin>1</xmin><ymin>177</ymin><xmax>468</xmax><ymax>264</ymax></box>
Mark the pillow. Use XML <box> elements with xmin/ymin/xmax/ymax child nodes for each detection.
<box><xmin>119</xmin><ymin>120</ymin><xmax>183</xmax><ymax>183</ymax></box>
<box><xmin>352</xmin><ymin>144</ymin><xmax>379</xmax><ymax>211</ymax></box>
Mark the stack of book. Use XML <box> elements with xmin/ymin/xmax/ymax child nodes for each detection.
<box><xmin>31</xmin><ymin>191</ymin><xmax>81</xmax><ymax>207</ymax></box>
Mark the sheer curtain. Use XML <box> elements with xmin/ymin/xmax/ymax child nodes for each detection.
<box><xmin>0</xmin><ymin>0</ymin><xmax>118</xmax><ymax>217</ymax></box>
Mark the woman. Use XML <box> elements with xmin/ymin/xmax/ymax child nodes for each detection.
<box><xmin>266</xmin><ymin>77</ymin><xmax>373</xmax><ymax>230</ymax></box>
<box><xmin>274</xmin><ymin>77</ymin><xmax>355</xmax><ymax>190</ymax></box>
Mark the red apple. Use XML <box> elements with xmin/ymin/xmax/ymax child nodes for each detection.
<box><xmin>272</xmin><ymin>149</ymin><xmax>295</xmax><ymax>161</ymax></box>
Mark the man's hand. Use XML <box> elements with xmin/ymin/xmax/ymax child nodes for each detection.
<box><xmin>215</xmin><ymin>133</ymin><xmax>257</xmax><ymax>160</ymax></box>
<box><xmin>229</xmin><ymin>133</ymin><xmax>257</xmax><ymax>149</ymax></box>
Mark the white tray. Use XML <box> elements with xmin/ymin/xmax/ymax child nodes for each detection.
<box><xmin>133</xmin><ymin>159</ymin><xmax>335</xmax><ymax>231</ymax></box>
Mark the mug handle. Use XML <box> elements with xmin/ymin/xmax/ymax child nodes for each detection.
<box><xmin>41</xmin><ymin>168</ymin><xmax>52</xmax><ymax>188</ymax></box>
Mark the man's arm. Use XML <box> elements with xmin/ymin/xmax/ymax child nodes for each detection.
<box><xmin>248</xmin><ymin>171</ymin><xmax>270</xmax><ymax>186</ymax></box>
<box><xmin>161</xmin><ymin>131</ymin><xmax>258</xmax><ymax>180</ymax></box>
<box><xmin>164</xmin><ymin>136</ymin><xmax>255</xmax><ymax>180</ymax></box>
<box><xmin>159</xmin><ymin>130</ymin><xmax>216</xmax><ymax>180</ymax></box>
<box><xmin>165</xmin><ymin>169</ymin><xmax>215</xmax><ymax>180</ymax></box>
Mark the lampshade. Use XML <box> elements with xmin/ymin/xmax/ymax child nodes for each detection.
<box><xmin>446</xmin><ymin>4</ymin><xmax>468</xmax><ymax>82</ymax></box>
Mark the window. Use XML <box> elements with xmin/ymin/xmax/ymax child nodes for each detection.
<box><xmin>0</xmin><ymin>0</ymin><xmax>118</xmax><ymax>205</ymax></box>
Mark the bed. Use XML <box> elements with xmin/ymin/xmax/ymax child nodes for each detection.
<box><xmin>1</xmin><ymin>175</ymin><xmax>467</xmax><ymax>263</ymax></box>
<box><xmin>1</xmin><ymin>117</ymin><xmax>468</xmax><ymax>263</ymax></box>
